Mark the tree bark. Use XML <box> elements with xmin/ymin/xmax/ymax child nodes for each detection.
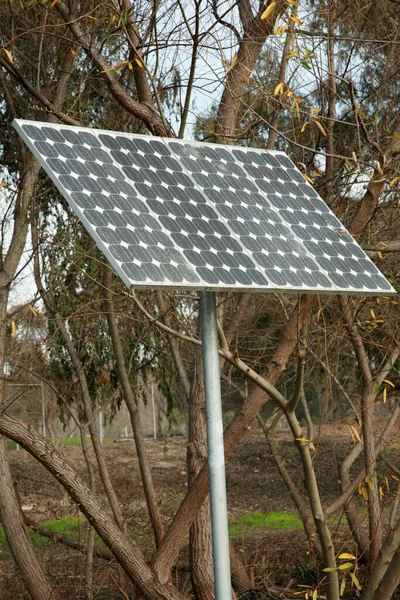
<box><xmin>153</xmin><ymin>294</ymin><xmax>317</xmax><ymax>580</ymax></box>
<box><xmin>0</xmin><ymin>412</ymin><xmax>187</xmax><ymax>600</ymax></box>
<box><xmin>104</xmin><ymin>268</ymin><xmax>164</xmax><ymax>547</ymax></box>
<box><xmin>257</xmin><ymin>414</ymin><xmax>317</xmax><ymax>552</ymax></box>
<box><xmin>341</xmin><ymin>299</ymin><xmax>382</xmax><ymax>565</ymax></box>
<box><xmin>339</xmin><ymin>444</ymin><xmax>370</xmax><ymax>561</ymax></box>
<box><xmin>31</xmin><ymin>220</ymin><xmax>125</xmax><ymax>531</ymax></box>
<box><xmin>0</xmin><ymin>160</ymin><xmax>61</xmax><ymax>600</ymax></box>
<box><xmin>370</xmin><ymin>546</ymin><xmax>400</xmax><ymax>600</ymax></box>
<box><xmin>0</xmin><ymin>437</ymin><xmax>61</xmax><ymax>600</ymax></box>
<box><xmin>55</xmin><ymin>2</ymin><xmax>171</xmax><ymax>137</ymax></box>
<box><xmin>363</xmin><ymin>516</ymin><xmax>400</xmax><ymax>600</ymax></box>
<box><xmin>349</xmin><ymin>118</ymin><xmax>400</xmax><ymax>237</ymax></box>
<box><xmin>215</xmin><ymin>1</ymin><xmax>284</xmax><ymax>142</ymax></box>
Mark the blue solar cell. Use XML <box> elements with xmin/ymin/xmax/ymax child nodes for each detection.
<box><xmin>13</xmin><ymin>119</ymin><xmax>395</xmax><ymax>295</ymax></box>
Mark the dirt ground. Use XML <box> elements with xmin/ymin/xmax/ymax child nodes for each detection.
<box><xmin>1</xmin><ymin>421</ymin><xmax>399</xmax><ymax>599</ymax></box>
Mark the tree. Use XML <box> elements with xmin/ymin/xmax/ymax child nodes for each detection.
<box><xmin>0</xmin><ymin>1</ymin><xmax>399</xmax><ymax>599</ymax></box>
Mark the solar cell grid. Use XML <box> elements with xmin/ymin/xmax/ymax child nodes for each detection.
<box><xmin>13</xmin><ymin>119</ymin><xmax>395</xmax><ymax>296</ymax></box>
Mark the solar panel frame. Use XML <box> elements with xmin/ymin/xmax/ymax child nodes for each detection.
<box><xmin>13</xmin><ymin>119</ymin><xmax>396</xmax><ymax>297</ymax></box>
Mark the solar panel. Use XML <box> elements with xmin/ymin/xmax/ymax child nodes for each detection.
<box><xmin>13</xmin><ymin>119</ymin><xmax>395</xmax><ymax>296</ymax></box>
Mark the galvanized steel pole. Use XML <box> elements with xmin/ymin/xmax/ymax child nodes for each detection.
<box><xmin>199</xmin><ymin>291</ymin><xmax>232</xmax><ymax>599</ymax></box>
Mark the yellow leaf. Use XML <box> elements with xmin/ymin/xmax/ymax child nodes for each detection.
<box><xmin>377</xmin><ymin>251</ymin><xmax>383</xmax><ymax>259</ymax></box>
<box><xmin>352</xmin><ymin>152</ymin><xmax>357</xmax><ymax>162</ymax></box>
<box><xmin>350</xmin><ymin>424</ymin><xmax>361</xmax><ymax>443</ymax></box>
<box><xmin>50</xmin><ymin>0</ymin><xmax>57</xmax><ymax>7</ymax></box>
<box><xmin>312</xmin><ymin>590</ymin><xmax>317</xmax><ymax>600</ymax></box>
<box><xmin>11</xmin><ymin>321</ymin><xmax>16</xmax><ymax>337</ymax></box>
<box><xmin>339</xmin><ymin>553</ymin><xmax>357</xmax><ymax>560</ymax></box>
<box><xmin>274</xmin><ymin>82</ymin><xmax>284</xmax><ymax>95</ymax></box>
<box><xmin>379</xmin><ymin>485</ymin><xmax>384</xmax><ymax>499</ymax></box>
<box><xmin>286</xmin><ymin>89</ymin><xmax>294</xmax><ymax>98</ymax></box>
<box><xmin>306</xmin><ymin>105</ymin><xmax>320</xmax><ymax>113</ymax></box>
<box><xmin>101</xmin><ymin>60</ymin><xmax>128</xmax><ymax>73</ymax></box>
<box><xmin>358</xmin><ymin>482</ymin><xmax>368</xmax><ymax>500</ymax></box>
<box><xmin>135</xmin><ymin>57</ymin><xmax>143</xmax><ymax>67</ymax></box>
<box><xmin>390</xmin><ymin>176</ymin><xmax>399</xmax><ymax>186</ymax></box>
<box><xmin>2</xmin><ymin>48</ymin><xmax>14</xmax><ymax>64</ymax></box>
<box><xmin>383</xmin><ymin>387</ymin><xmax>387</xmax><ymax>404</ymax></box>
<box><xmin>350</xmin><ymin>572</ymin><xmax>362</xmax><ymax>591</ymax></box>
<box><xmin>310</xmin><ymin>170</ymin><xmax>321</xmax><ymax>177</ymax></box>
<box><xmin>128</xmin><ymin>62</ymin><xmax>133</xmax><ymax>70</ymax></box>
<box><xmin>338</xmin><ymin>562</ymin><xmax>354</xmax><ymax>570</ymax></box>
<box><xmin>260</xmin><ymin>2</ymin><xmax>277</xmax><ymax>20</ymax></box>
<box><xmin>296</xmin><ymin>436</ymin><xmax>311</xmax><ymax>445</ymax></box>
<box><xmin>87</xmin><ymin>15</ymin><xmax>97</xmax><ymax>20</ymax></box>
<box><xmin>301</xmin><ymin>122</ymin><xmax>309</xmax><ymax>133</ymax></box>
<box><xmin>290</xmin><ymin>15</ymin><xmax>303</xmax><ymax>24</ymax></box>
<box><xmin>226</xmin><ymin>53</ymin><xmax>238</xmax><ymax>73</ymax></box>
<box><xmin>317</xmin><ymin>307</ymin><xmax>323</xmax><ymax>320</ymax></box>
<box><xmin>70</xmin><ymin>48</ymin><xmax>76</xmax><ymax>56</ymax></box>
<box><xmin>289</xmin><ymin>49</ymin><xmax>299</xmax><ymax>57</ymax></box>
<box><xmin>384</xmin><ymin>379</ymin><xmax>395</xmax><ymax>387</ymax></box>
<box><xmin>348</xmin><ymin>424</ymin><xmax>355</xmax><ymax>443</ymax></box>
<box><xmin>29</xmin><ymin>305</ymin><xmax>38</xmax><ymax>317</ymax></box>
<box><xmin>365</xmin><ymin>475</ymin><xmax>375</xmax><ymax>491</ymax></box>
<box><xmin>275</xmin><ymin>23</ymin><xmax>289</xmax><ymax>35</ymax></box>
<box><xmin>370</xmin><ymin>309</ymin><xmax>376</xmax><ymax>319</ymax></box>
<box><xmin>0</xmin><ymin>178</ymin><xmax>8</xmax><ymax>190</ymax></box>
<box><xmin>314</xmin><ymin>120</ymin><xmax>327</xmax><ymax>136</ymax></box>
<box><xmin>291</xmin><ymin>98</ymin><xmax>300</xmax><ymax>118</ymax></box>
<box><xmin>304</xmin><ymin>175</ymin><xmax>314</xmax><ymax>184</ymax></box>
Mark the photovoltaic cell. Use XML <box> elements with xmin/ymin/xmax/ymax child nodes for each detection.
<box><xmin>13</xmin><ymin>119</ymin><xmax>395</xmax><ymax>296</ymax></box>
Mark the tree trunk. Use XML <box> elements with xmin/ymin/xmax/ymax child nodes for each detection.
<box><xmin>104</xmin><ymin>267</ymin><xmax>164</xmax><ymax>547</ymax></box>
<box><xmin>341</xmin><ymin>300</ymin><xmax>382</xmax><ymax>565</ymax></box>
<box><xmin>363</xmin><ymin>516</ymin><xmax>400</xmax><ymax>600</ymax></box>
<box><xmin>31</xmin><ymin>221</ymin><xmax>125</xmax><ymax>531</ymax></box>
<box><xmin>0</xmin><ymin>437</ymin><xmax>61</xmax><ymax>600</ymax></box>
<box><xmin>215</xmin><ymin>1</ymin><xmax>284</xmax><ymax>142</ymax></box>
<box><xmin>370</xmin><ymin>546</ymin><xmax>400</xmax><ymax>600</ymax></box>
<box><xmin>0</xmin><ymin>412</ymin><xmax>186</xmax><ymax>600</ymax></box>
<box><xmin>0</xmin><ymin>288</ymin><xmax>60</xmax><ymax>600</ymax></box>
<box><xmin>0</xmin><ymin>157</ymin><xmax>58</xmax><ymax>600</ymax></box>
<box><xmin>257</xmin><ymin>414</ymin><xmax>317</xmax><ymax>552</ymax></box>
<box><xmin>153</xmin><ymin>294</ymin><xmax>317</xmax><ymax>580</ymax></box>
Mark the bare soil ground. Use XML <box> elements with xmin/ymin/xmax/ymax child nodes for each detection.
<box><xmin>1</xmin><ymin>422</ymin><xmax>398</xmax><ymax>599</ymax></box>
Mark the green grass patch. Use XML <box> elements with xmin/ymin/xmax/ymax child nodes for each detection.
<box><xmin>0</xmin><ymin>516</ymin><xmax>104</xmax><ymax>557</ymax></box>
<box><xmin>230</xmin><ymin>511</ymin><xmax>303</xmax><ymax>538</ymax></box>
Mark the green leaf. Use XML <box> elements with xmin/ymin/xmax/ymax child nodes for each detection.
<box><xmin>300</xmin><ymin>60</ymin><xmax>312</xmax><ymax>71</ymax></box>
<box><xmin>340</xmin><ymin>576</ymin><xmax>346</xmax><ymax>596</ymax></box>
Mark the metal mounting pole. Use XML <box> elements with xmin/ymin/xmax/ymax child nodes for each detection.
<box><xmin>151</xmin><ymin>382</ymin><xmax>157</xmax><ymax>439</ymax></box>
<box><xmin>199</xmin><ymin>291</ymin><xmax>232</xmax><ymax>600</ymax></box>
<box><xmin>41</xmin><ymin>381</ymin><xmax>46</xmax><ymax>438</ymax></box>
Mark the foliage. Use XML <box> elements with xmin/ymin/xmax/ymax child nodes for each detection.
<box><xmin>0</xmin><ymin>1</ymin><xmax>399</xmax><ymax>600</ymax></box>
